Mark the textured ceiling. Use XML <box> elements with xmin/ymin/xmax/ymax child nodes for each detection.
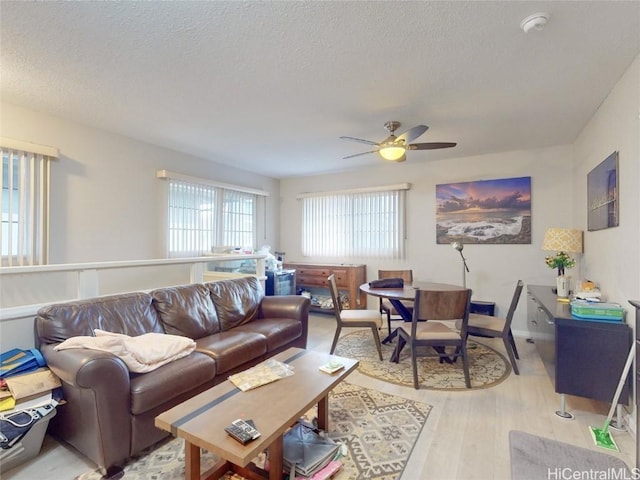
<box><xmin>1</xmin><ymin>1</ymin><xmax>639</xmax><ymax>178</ymax></box>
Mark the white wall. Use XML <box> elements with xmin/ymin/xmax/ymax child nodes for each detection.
<box><xmin>280</xmin><ymin>145</ymin><xmax>575</xmax><ymax>335</ymax></box>
<box><xmin>0</xmin><ymin>103</ymin><xmax>282</xmax><ymax>348</ymax></box>
<box><xmin>572</xmin><ymin>55</ymin><xmax>640</xmax><ymax>315</ymax></box>
<box><xmin>0</xmin><ymin>102</ymin><xmax>281</xmax><ymax>263</ymax></box>
<box><xmin>280</xmin><ymin>56</ymin><xmax>640</xmax><ymax>337</ymax></box>
<box><xmin>2</xmin><ymin>55</ymin><xmax>637</xmax><ymax>339</ymax></box>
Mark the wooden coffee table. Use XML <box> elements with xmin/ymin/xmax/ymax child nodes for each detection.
<box><xmin>155</xmin><ymin>348</ymin><xmax>358</xmax><ymax>480</ymax></box>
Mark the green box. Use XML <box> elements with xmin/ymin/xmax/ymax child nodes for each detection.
<box><xmin>570</xmin><ymin>301</ymin><xmax>624</xmax><ymax>321</ymax></box>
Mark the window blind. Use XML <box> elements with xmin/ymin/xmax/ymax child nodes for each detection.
<box><xmin>167</xmin><ymin>179</ymin><xmax>257</xmax><ymax>257</ymax></box>
<box><xmin>0</xmin><ymin>142</ymin><xmax>55</xmax><ymax>266</ymax></box>
<box><xmin>301</xmin><ymin>187</ymin><xmax>407</xmax><ymax>259</ymax></box>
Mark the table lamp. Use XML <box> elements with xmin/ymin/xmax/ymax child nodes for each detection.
<box><xmin>541</xmin><ymin>228</ymin><xmax>583</xmax><ymax>297</ymax></box>
<box><xmin>450</xmin><ymin>241</ymin><xmax>470</xmax><ymax>288</ymax></box>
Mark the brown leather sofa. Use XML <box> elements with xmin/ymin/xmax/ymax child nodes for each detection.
<box><xmin>35</xmin><ymin>276</ymin><xmax>310</xmax><ymax>477</ymax></box>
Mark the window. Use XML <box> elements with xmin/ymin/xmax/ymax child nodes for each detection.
<box><xmin>1</xmin><ymin>139</ymin><xmax>57</xmax><ymax>266</ymax></box>
<box><xmin>159</xmin><ymin>171</ymin><xmax>267</xmax><ymax>258</ymax></box>
<box><xmin>300</xmin><ymin>184</ymin><xmax>409</xmax><ymax>259</ymax></box>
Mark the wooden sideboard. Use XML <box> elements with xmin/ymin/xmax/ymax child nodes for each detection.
<box><xmin>283</xmin><ymin>262</ymin><xmax>366</xmax><ymax>310</ymax></box>
<box><xmin>527</xmin><ymin>285</ymin><xmax>631</xmax><ymax>416</ymax></box>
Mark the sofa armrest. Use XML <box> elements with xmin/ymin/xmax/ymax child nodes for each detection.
<box><xmin>259</xmin><ymin>295</ymin><xmax>310</xmax><ymax>321</ymax></box>
<box><xmin>259</xmin><ymin>295</ymin><xmax>310</xmax><ymax>347</ymax></box>
<box><xmin>40</xmin><ymin>343</ymin><xmax>132</xmax><ymax>471</ymax></box>
<box><xmin>41</xmin><ymin>343</ymin><xmax>130</xmax><ymax>390</ymax></box>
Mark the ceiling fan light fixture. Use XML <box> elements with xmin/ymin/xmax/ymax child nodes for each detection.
<box><xmin>379</xmin><ymin>145</ymin><xmax>406</xmax><ymax>161</ymax></box>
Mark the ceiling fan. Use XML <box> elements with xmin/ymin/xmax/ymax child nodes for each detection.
<box><xmin>340</xmin><ymin>121</ymin><xmax>457</xmax><ymax>162</ymax></box>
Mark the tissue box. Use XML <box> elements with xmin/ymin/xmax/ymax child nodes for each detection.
<box><xmin>570</xmin><ymin>301</ymin><xmax>625</xmax><ymax>322</ymax></box>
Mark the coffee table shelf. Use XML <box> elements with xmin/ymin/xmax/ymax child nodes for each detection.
<box><xmin>155</xmin><ymin>348</ymin><xmax>358</xmax><ymax>480</ymax></box>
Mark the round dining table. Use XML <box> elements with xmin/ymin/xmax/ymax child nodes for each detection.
<box><xmin>360</xmin><ymin>281</ymin><xmax>464</xmax><ymax>362</ymax></box>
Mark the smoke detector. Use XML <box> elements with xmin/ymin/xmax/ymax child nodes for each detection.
<box><xmin>520</xmin><ymin>13</ymin><xmax>549</xmax><ymax>33</ymax></box>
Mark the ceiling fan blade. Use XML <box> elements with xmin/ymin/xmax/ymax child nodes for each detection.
<box><xmin>408</xmin><ymin>142</ymin><xmax>457</xmax><ymax>150</ymax></box>
<box><xmin>340</xmin><ymin>136</ymin><xmax>379</xmax><ymax>146</ymax></box>
<box><xmin>343</xmin><ymin>150</ymin><xmax>378</xmax><ymax>159</ymax></box>
<box><xmin>397</xmin><ymin>125</ymin><xmax>428</xmax><ymax>144</ymax></box>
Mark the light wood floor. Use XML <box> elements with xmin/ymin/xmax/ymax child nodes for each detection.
<box><xmin>4</xmin><ymin>313</ymin><xmax>636</xmax><ymax>479</ymax></box>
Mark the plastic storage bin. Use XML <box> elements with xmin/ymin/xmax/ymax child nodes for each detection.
<box><xmin>570</xmin><ymin>301</ymin><xmax>625</xmax><ymax>322</ymax></box>
<box><xmin>0</xmin><ymin>407</ymin><xmax>56</xmax><ymax>473</ymax></box>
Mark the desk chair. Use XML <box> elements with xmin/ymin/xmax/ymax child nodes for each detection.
<box><xmin>378</xmin><ymin>269</ymin><xmax>414</xmax><ymax>336</ymax></box>
<box><xmin>395</xmin><ymin>288</ymin><xmax>472</xmax><ymax>389</ymax></box>
<box><xmin>328</xmin><ymin>274</ymin><xmax>383</xmax><ymax>360</ymax></box>
<box><xmin>461</xmin><ymin>280</ymin><xmax>523</xmax><ymax>375</ymax></box>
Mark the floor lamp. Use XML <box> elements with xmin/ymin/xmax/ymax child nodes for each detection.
<box><xmin>451</xmin><ymin>241</ymin><xmax>469</xmax><ymax>288</ymax></box>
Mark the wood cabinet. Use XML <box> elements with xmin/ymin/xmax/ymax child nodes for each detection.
<box><xmin>283</xmin><ymin>262</ymin><xmax>366</xmax><ymax>310</ymax></box>
<box><xmin>527</xmin><ymin>285</ymin><xmax>631</xmax><ymax>407</ymax></box>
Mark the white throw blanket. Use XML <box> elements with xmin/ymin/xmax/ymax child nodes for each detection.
<box><xmin>54</xmin><ymin>329</ymin><xmax>196</xmax><ymax>373</ymax></box>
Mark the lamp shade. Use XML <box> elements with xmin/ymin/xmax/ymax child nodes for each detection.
<box><xmin>541</xmin><ymin>228</ymin><xmax>583</xmax><ymax>253</ymax></box>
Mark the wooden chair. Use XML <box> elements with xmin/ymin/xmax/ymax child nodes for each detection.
<box><xmin>378</xmin><ymin>269</ymin><xmax>414</xmax><ymax>336</ymax></box>
<box><xmin>463</xmin><ymin>280</ymin><xmax>523</xmax><ymax>375</ymax></box>
<box><xmin>328</xmin><ymin>274</ymin><xmax>383</xmax><ymax>360</ymax></box>
<box><xmin>395</xmin><ymin>288</ymin><xmax>472</xmax><ymax>389</ymax></box>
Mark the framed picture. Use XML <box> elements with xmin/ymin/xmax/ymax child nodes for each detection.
<box><xmin>587</xmin><ymin>151</ymin><xmax>619</xmax><ymax>231</ymax></box>
<box><xmin>436</xmin><ymin>176</ymin><xmax>531</xmax><ymax>244</ymax></box>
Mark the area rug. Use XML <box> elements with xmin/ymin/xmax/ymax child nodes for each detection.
<box><xmin>334</xmin><ymin>329</ymin><xmax>511</xmax><ymax>390</ymax></box>
<box><xmin>509</xmin><ymin>430</ymin><xmax>631</xmax><ymax>480</ymax></box>
<box><xmin>76</xmin><ymin>382</ymin><xmax>431</xmax><ymax>480</ymax></box>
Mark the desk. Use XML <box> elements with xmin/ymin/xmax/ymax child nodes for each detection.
<box><xmin>360</xmin><ymin>281</ymin><xmax>462</xmax><ymax>360</ymax></box>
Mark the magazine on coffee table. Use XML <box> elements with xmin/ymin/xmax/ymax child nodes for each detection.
<box><xmin>228</xmin><ymin>358</ymin><xmax>295</xmax><ymax>392</ymax></box>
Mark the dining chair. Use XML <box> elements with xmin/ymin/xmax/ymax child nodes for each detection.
<box><xmin>377</xmin><ymin>269</ymin><xmax>414</xmax><ymax>336</ymax></box>
<box><xmin>328</xmin><ymin>274</ymin><xmax>383</xmax><ymax>360</ymax></box>
<box><xmin>461</xmin><ymin>280</ymin><xmax>523</xmax><ymax>375</ymax></box>
<box><xmin>395</xmin><ymin>288</ymin><xmax>472</xmax><ymax>389</ymax></box>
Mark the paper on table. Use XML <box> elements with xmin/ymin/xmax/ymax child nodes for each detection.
<box><xmin>228</xmin><ymin>358</ymin><xmax>295</xmax><ymax>392</ymax></box>
<box><xmin>319</xmin><ymin>361</ymin><xmax>344</xmax><ymax>374</ymax></box>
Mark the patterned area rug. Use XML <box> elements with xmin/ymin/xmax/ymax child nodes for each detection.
<box><xmin>76</xmin><ymin>382</ymin><xmax>431</xmax><ymax>480</ymax></box>
<box><xmin>334</xmin><ymin>329</ymin><xmax>511</xmax><ymax>390</ymax></box>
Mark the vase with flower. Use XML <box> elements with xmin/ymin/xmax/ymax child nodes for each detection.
<box><xmin>545</xmin><ymin>251</ymin><xmax>576</xmax><ymax>297</ymax></box>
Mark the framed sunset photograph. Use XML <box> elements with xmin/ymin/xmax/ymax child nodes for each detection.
<box><xmin>436</xmin><ymin>176</ymin><xmax>531</xmax><ymax>244</ymax></box>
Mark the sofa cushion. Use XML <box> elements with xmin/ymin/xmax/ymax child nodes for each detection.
<box><xmin>195</xmin><ymin>331</ymin><xmax>267</xmax><ymax>374</ymax></box>
<box><xmin>129</xmin><ymin>351</ymin><xmax>216</xmax><ymax>415</ymax></box>
<box><xmin>206</xmin><ymin>277</ymin><xmax>263</xmax><ymax>331</ymax></box>
<box><xmin>151</xmin><ymin>284</ymin><xmax>221</xmax><ymax>338</ymax></box>
<box><xmin>36</xmin><ymin>292</ymin><xmax>164</xmax><ymax>344</ymax></box>
<box><xmin>233</xmin><ymin>319</ymin><xmax>302</xmax><ymax>352</ymax></box>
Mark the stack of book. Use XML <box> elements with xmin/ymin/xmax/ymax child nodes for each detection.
<box><xmin>283</xmin><ymin>421</ymin><xmax>341</xmax><ymax>479</ymax></box>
